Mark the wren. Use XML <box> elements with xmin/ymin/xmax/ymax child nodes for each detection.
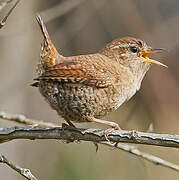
<box><xmin>32</xmin><ymin>15</ymin><xmax>166</xmax><ymax>130</ymax></box>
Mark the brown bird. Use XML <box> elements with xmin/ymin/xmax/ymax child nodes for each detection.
<box><xmin>32</xmin><ymin>15</ymin><xmax>166</xmax><ymax>131</ymax></box>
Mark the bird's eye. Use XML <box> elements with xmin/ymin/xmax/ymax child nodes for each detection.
<box><xmin>130</xmin><ymin>46</ymin><xmax>138</xmax><ymax>53</ymax></box>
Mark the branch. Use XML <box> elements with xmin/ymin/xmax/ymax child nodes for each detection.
<box><xmin>0</xmin><ymin>123</ymin><xmax>179</xmax><ymax>148</ymax></box>
<box><xmin>101</xmin><ymin>142</ymin><xmax>179</xmax><ymax>172</ymax></box>
<box><xmin>1</xmin><ymin>111</ymin><xmax>179</xmax><ymax>148</ymax></box>
<box><xmin>0</xmin><ymin>111</ymin><xmax>57</xmax><ymax>127</ymax></box>
<box><xmin>0</xmin><ymin>0</ymin><xmax>20</xmax><ymax>29</ymax></box>
<box><xmin>0</xmin><ymin>153</ymin><xmax>37</xmax><ymax>180</ymax></box>
<box><xmin>1</xmin><ymin>111</ymin><xmax>179</xmax><ymax>173</ymax></box>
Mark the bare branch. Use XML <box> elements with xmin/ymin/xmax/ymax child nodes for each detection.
<box><xmin>0</xmin><ymin>111</ymin><xmax>57</xmax><ymax>127</ymax></box>
<box><xmin>0</xmin><ymin>125</ymin><xmax>179</xmax><ymax>148</ymax></box>
<box><xmin>1</xmin><ymin>111</ymin><xmax>179</xmax><ymax>149</ymax></box>
<box><xmin>1</xmin><ymin>111</ymin><xmax>179</xmax><ymax>147</ymax></box>
<box><xmin>1</xmin><ymin>111</ymin><xmax>179</xmax><ymax>173</ymax></box>
<box><xmin>101</xmin><ymin>142</ymin><xmax>179</xmax><ymax>172</ymax></box>
<box><xmin>0</xmin><ymin>153</ymin><xmax>37</xmax><ymax>180</ymax></box>
<box><xmin>1</xmin><ymin>111</ymin><xmax>179</xmax><ymax>148</ymax></box>
<box><xmin>0</xmin><ymin>0</ymin><xmax>20</xmax><ymax>29</ymax></box>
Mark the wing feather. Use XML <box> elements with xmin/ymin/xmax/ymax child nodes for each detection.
<box><xmin>34</xmin><ymin>54</ymin><xmax>118</xmax><ymax>88</ymax></box>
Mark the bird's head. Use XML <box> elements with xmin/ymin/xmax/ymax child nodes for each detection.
<box><xmin>100</xmin><ymin>37</ymin><xmax>167</xmax><ymax>71</ymax></box>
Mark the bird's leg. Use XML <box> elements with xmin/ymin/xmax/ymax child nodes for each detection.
<box><xmin>61</xmin><ymin>120</ymin><xmax>77</xmax><ymax>143</ymax></box>
<box><xmin>64</xmin><ymin>119</ymin><xmax>98</xmax><ymax>151</ymax></box>
<box><xmin>87</xmin><ymin>116</ymin><xmax>120</xmax><ymax>130</ymax></box>
<box><xmin>87</xmin><ymin>116</ymin><xmax>121</xmax><ymax>141</ymax></box>
<box><xmin>65</xmin><ymin>119</ymin><xmax>76</xmax><ymax>128</ymax></box>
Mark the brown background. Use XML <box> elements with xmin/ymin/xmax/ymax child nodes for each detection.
<box><xmin>0</xmin><ymin>0</ymin><xmax>179</xmax><ymax>179</ymax></box>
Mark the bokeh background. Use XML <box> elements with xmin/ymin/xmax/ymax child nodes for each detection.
<box><xmin>1</xmin><ymin>0</ymin><xmax>179</xmax><ymax>179</ymax></box>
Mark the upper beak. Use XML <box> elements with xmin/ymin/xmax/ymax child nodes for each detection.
<box><xmin>140</xmin><ymin>48</ymin><xmax>167</xmax><ymax>68</ymax></box>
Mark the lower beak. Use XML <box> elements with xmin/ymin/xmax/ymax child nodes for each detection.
<box><xmin>140</xmin><ymin>48</ymin><xmax>167</xmax><ymax>68</ymax></box>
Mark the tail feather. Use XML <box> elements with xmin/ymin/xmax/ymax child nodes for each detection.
<box><xmin>30</xmin><ymin>82</ymin><xmax>39</xmax><ymax>87</ymax></box>
<box><xmin>36</xmin><ymin>14</ymin><xmax>63</xmax><ymax>73</ymax></box>
<box><xmin>36</xmin><ymin>14</ymin><xmax>51</xmax><ymax>45</ymax></box>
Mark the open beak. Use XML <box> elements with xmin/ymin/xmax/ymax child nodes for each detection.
<box><xmin>140</xmin><ymin>48</ymin><xmax>167</xmax><ymax>68</ymax></box>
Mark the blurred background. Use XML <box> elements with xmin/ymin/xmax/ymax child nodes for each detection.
<box><xmin>0</xmin><ymin>0</ymin><xmax>179</xmax><ymax>179</ymax></box>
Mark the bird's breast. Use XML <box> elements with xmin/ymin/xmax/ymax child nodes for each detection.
<box><xmin>38</xmin><ymin>80</ymin><xmax>127</xmax><ymax>122</ymax></box>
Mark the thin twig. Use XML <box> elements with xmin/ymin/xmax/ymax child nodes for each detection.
<box><xmin>1</xmin><ymin>111</ymin><xmax>179</xmax><ymax>173</ymax></box>
<box><xmin>0</xmin><ymin>111</ymin><xmax>57</xmax><ymax>127</ymax></box>
<box><xmin>101</xmin><ymin>142</ymin><xmax>179</xmax><ymax>172</ymax></box>
<box><xmin>0</xmin><ymin>153</ymin><xmax>37</xmax><ymax>180</ymax></box>
<box><xmin>0</xmin><ymin>0</ymin><xmax>20</xmax><ymax>29</ymax></box>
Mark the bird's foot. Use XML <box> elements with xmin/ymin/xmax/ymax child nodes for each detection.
<box><xmin>104</xmin><ymin>124</ymin><xmax>121</xmax><ymax>142</ymax></box>
<box><xmin>93</xmin><ymin>142</ymin><xmax>99</xmax><ymax>152</ymax></box>
<box><xmin>86</xmin><ymin>116</ymin><xmax>121</xmax><ymax>142</ymax></box>
<box><xmin>61</xmin><ymin>123</ymin><xmax>77</xmax><ymax>143</ymax></box>
<box><xmin>65</xmin><ymin>120</ymin><xmax>76</xmax><ymax>128</ymax></box>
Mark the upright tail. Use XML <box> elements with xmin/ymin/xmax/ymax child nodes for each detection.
<box><xmin>36</xmin><ymin>14</ymin><xmax>63</xmax><ymax>73</ymax></box>
<box><xmin>36</xmin><ymin>14</ymin><xmax>52</xmax><ymax>46</ymax></box>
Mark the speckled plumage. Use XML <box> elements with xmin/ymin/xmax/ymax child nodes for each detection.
<box><xmin>33</xmin><ymin>15</ymin><xmax>163</xmax><ymax>128</ymax></box>
<box><xmin>37</xmin><ymin>52</ymin><xmax>139</xmax><ymax>123</ymax></box>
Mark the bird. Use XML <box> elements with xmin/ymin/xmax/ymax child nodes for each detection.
<box><xmin>32</xmin><ymin>14</ymin><xmax>167</xmax><ymax>132</ymax></box>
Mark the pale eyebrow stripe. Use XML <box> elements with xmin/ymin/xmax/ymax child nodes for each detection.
<box><xmin>110</xmin><ymin>44</ymin><xmax>129</xmax><ymax>49</ymax></box>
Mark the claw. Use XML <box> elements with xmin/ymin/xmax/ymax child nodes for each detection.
<box><xmin>93</xmin><ymin>142</ymin><xmax>99</xmax><ymax>152</ymax></box>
